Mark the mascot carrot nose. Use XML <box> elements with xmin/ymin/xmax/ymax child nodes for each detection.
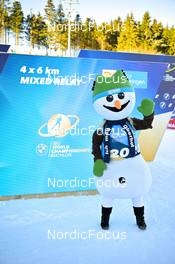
<box><xmin>115</xmin><ymin>100</ymin><xmax>122</xmax><ymax>109</ymax></box>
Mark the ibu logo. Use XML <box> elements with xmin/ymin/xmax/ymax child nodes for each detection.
<box><xmin>36</xmin><ymin>144</ymin><xmax>48</xmax><ymax>156</ymax></box>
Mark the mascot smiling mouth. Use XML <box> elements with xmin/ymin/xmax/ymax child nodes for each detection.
<box><xmin>103</xmin><ymin>100</ymin><xmax>130</xmax><ymax>112</ymax></box>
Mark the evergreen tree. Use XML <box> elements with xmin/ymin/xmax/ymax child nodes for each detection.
<box><xmin>44</xmin><ymin>0</ymin><xmax>61</xmax><ymax>51</ymax></box>
<box><xmin>56</xmin><ymin>2</ymin><xmax>65</xmax><ymax>24</ymax></box>
<box><xmin>117</xmin><ymin>13</ymin><xmax>139</xmax><ymax>51</ymax></box>
<box><xmin>10</xmin><ymin>1</ymin><xmax>24</xmax><ymax>47</ymax></box>
<box><xmin>44</xmin><ymin>0</ymin><xmax>56</xmax><ymax>26</ymax></box>
<box><xmin>151</xmin><ymin>19</ymin><xmax>163</xmax><ymax>53</ymax></box>
<box><xmin>70</xmin><ymin>13</ymin><xmax>81</xmax><ymax>50</ymax></box>
<box><xmin>52</xmin><ymin>17</ymin><xmax>68</xmax><ymax>52</ymax></box>
<box><xmin>80</xmin><ymin>18</ymin><xmax>99</xmax><ymax>49</ymax></box>
<box><xmin>0</xmin><ymin>2</ymin><xmax>174</xmax><ymax>56</ymax></box>
<box><xmin>160</xmin><ymin>26</ymin><xmax>171</xmax><ymax>54</ymax></box>
<box><xmin>0</xmin><ymin>0</ymin><xmax>11</xmax><ymax>43</ymax></box>
<box><xmin>75</xmin><ymin>13</ymin><xmax>81</xmax><ymax>23</ymax></box>
<box><xmin>25</xmin><ymin>13</ymin><xmax>48</xmax><ymax>49</ymax></box>
<box><xmin>140</xmin><ymin>11</ymin><xmax>153</xmax><ymax>51</ymax></box>
<box><xmin>94</xmin><ymin>22</ymin><xmax>108</xmax><ymax>50</ymax></box>
<box><xmin>167</xmin><ymin>26</ymin><xmax>175</xmax><ymax>55</ymax></box>
<box><xmin>106</xmin><ymin>17</ymin><xmax>122</xmax><ymax>50</ymax></box>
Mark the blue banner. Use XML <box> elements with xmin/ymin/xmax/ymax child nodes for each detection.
<box><xmin>79</xmin><ymin>50</ymin><xmax>175</xmax><ymax>116</ymax></box>
<box><xmin>79</xmin><ymin>49</ymin><xmax>175</xmax><ymax>63</ymax></box>
<box><xmin>0</xmin><ymin>44</ymin><xmax>10</xmax><ymax>53</ymax></box>
<box><xmin>0</xmin><ymin>53</ymin><xmax>167</xmax><ymax>196</ymax></box>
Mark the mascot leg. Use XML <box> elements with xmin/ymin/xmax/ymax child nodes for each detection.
<box><xmin>101</xmin><ymin>197</ymin><xmax>114</xmax><ymax>230</ymax></box>
<box><xmin>132</xmin><ymin>196</ymin><xmax>147</xmax><ymax>230</ymax></box>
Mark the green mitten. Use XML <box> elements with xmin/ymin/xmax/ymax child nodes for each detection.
<box><xmin>137</xmin><ymin>98</ymin><xmax>155</xmax><ymax>117</ymax></box>
<box><xmin>93</xmin><ymin>159</ymin><xmax>106</xmax><ymax>177</ymax></box>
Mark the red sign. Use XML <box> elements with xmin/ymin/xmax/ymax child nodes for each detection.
<box><xmin>168</xmin><ymin>118</ymin><xmax>175</xmax><ymax>129</ymax></box>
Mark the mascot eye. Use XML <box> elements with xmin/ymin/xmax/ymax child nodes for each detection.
<box><xmin>106</xmin><ymin>95</ymin><xmax>114</xmax><ymax>102</ymax></box>
<box><xmin>118</xmin><ymin>92</ymin><xmax>125</xmax><ymax>99</ymax></box>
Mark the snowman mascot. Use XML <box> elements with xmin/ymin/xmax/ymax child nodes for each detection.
<box><xmin>92</xmin><ymin>70</ymin><xmax>154</xmax><ymax>230</ymax></box>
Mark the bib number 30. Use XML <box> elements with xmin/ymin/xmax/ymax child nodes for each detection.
<box><xmin>110</xmin><ymin>148</ymin><xmax>130</xmax><ymax>158</ymax></box>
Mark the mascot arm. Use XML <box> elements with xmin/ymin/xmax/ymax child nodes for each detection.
<box><xmin>130</xmin><ymin>112</ymin><xmax>154</xmax><ymax>130</ymax></box>
<box><xmin>92</xmin><ymin>130</ymin><xmax>107</xmax><ymax>177</ymax></box>
<box><xmin>130</xmin><ymin>98</ymin><xmax>155</xmax><ymax>130</ymax></box>
<box><xmin>92</xmin><ymin>130</ymin><xmax>103</xmax><ymax>161</ymax></box>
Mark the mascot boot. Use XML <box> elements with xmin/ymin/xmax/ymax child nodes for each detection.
<box><xmin>101</xmin><ymin>206</ymin><xmax>112</xmax><ymax>230</ymax></box>
<box><xmin>133</xmin><ymin>206</ymin><xmax>147</xmax><ymax>230</ymax></box>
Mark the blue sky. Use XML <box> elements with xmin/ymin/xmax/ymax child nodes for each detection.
<box><xmin>20</xmin><ymin>0</ymin><xmax>175</xmax><ymax>26</ymax></box>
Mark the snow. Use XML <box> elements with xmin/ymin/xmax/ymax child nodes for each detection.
<box><xmin>0</xmin><ymin>129</ymin><xmax>175</xmax><ymax>264</ymax></box>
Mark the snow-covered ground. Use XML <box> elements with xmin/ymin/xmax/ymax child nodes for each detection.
<box><xmin>0</xmin><ymin>129</ymin><xmax>175</xmax><ymax>264</ymax></box>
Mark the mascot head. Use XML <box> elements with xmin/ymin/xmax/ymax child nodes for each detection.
<box><xmin>92</xmin><ymin>70</ymin><xmax>135</xmax><ymax>120</ymax></box>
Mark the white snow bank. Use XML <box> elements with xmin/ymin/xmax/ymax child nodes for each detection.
<box><xmin>0</xmin><ymin>130</ymin><xmax>175</xmax><ymax>264</ymax></box>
